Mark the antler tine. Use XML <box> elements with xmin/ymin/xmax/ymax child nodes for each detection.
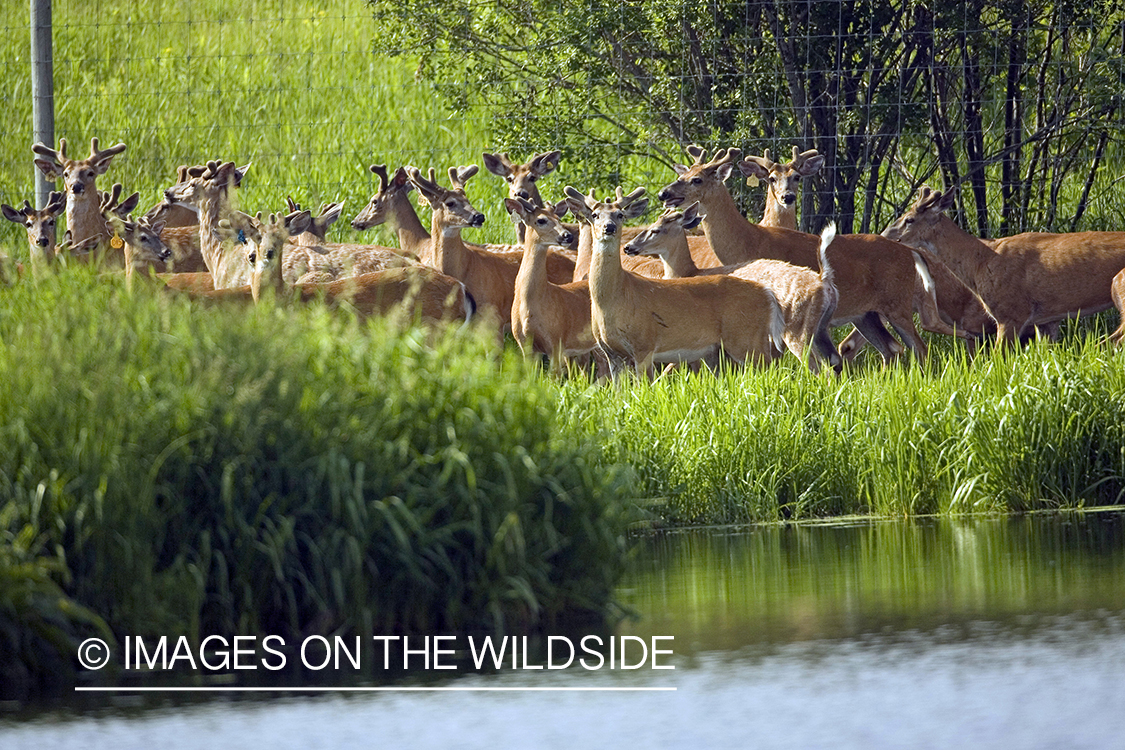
<box><xmin>19</xmin><ymin>199</ymin><xmax>33</xmax><ymax>215</ymax></box>
<box><xmin>619</xmin><ymin>186</ymin><xmax>647</xmax><ymax>207</ymax></box>
<box><xmin>370</xmin><ymin>164</ymin><xmax>389</xmax><ymax>192</ymax></box>
<box><xmin>100</xmin><ymin>183</ymin><xmax>124</xmax><ymax>212</ymax></box>
<box><xmin>58</xmin><ymin>138</ymin><xmax>69</xmax><ymax>161</ymax></box>
<box><xmin>790</xmin><ymin>146</ymin><xmax>819</xmax><ymax>168</ymax></box>
<box><xmin>286</xmin><ymin>196</ymin><xmax>301</xmax><ymax>213</ymax></box>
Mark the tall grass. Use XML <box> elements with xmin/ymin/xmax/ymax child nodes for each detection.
<box><xmin>561</xmin><ymin>332</ymin><xmax>1125</xmax><ymax>525</ymax></box>
<box><xmin>0</xmin><ymin>266</ymin><xmax>633</xmax><ymax>662</ymax></box>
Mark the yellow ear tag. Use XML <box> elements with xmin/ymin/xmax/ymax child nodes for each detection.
<box><xmin>746</xmin><ymin>175</ymin><xmax>760</xmax><ymax>188</ymax></box>
<box><xmin>110</xmin><ymin>234</ymin><xmax>124</xmax><ymax>249</ymax></box>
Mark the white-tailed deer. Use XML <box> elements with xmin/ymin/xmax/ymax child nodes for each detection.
<box><xmin>483</xmin><ymin>150</ymin><xmax>579</xmax><ymax>248</ymax></box>
<box><xmin>237</xmin><ymin>209</ymin><xmax>471</xmax><ymax>325</ymax></box>
<box><xmin>161</xmin><ymin>160</ymin><xmax>258</xmax><ymax>289</ymax></box>
<box><xmin>505</xmin><ymin>196</ymin><xmax>598</xmax><ymax>368</ymax></box>
<box><xmin>566</xmin><ymin>185</ymin><xmax>785</xmax><ymax>377</ymax></box>
<box><xmin>738</xmin><ymin>147</ymin><xmax>824</xmax><ymax>230</ymax></box>
<box><xmin>355</xmin><ymin>162</ymin><xmax>577</xmax><ymax>283</ymax></box>
<box><xmin>836</xmin><ymin>248</ymin><xmax>995</xmax><ymax>360</ymax></box>
<box><xmin>2</xmin><ymin>191</ymin><xmax>65</xmax><ymax>269</ymax></box>
<box><xmin>1111</xmin><ymin>269</ymin><xmax>1125</xmax><ymax>344</ymax></box>
<box><xmin>883</xmin><ymin>186</ymin><xmax>1125</xmax><ymax>345</ymax></box>
<box><xmin>283</xmin><ymin>196</ymin><xmax>421</xmax><ymax>284</ymax></box>
<box><xmin>146</xmin><ymin>163</ymin><xmax>245</xmax><ymax>273</ymax></box>
<box><xmin>658</xmin><ymin>146</ymin><xmax>930</xmax><ymax>364</ymax></box>
<box><xmin>624</xmin><ymin>203</ymin><xmax>841</xmax><ymax>373</ymax></box>
<box><xmin>32</xmin><ymin>137</ymin><xmax>127</xmax><ymax>261</ymax></box>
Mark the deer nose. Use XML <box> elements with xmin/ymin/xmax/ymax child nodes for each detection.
<box><xmin>515</xmin><ymin>189</ymin><xmax>530</xmax><ymax>200</ymax></box>
<box><xmin>782</xmin><ymin>193</ymin><xmax>796</xmax><ymax>205</ymax></box>
<box><xmin>623</xmin><ymin>241</ymin><xmax>639</xmax><ymax>256</ymax></box>
<box><xmin>657</xmin><ymin>187</ymin><xmax>674</xmax><ymax>202</ymax></box>
<box><xmin>37</xmin><ymin>236</ymin><xmax>50</xmax><ymax>247</ymax></box>
<box><xmin>605</xmin><ymin>222</ymin><xmax>618</xmax><ymax>236</ymax></box>
<box><xmin>470</xmin><ymin>213</ymin><xmax>486</xmax><ymax>227</ymax></box>
<box><xmin>559</xmin><ymin>231</ymin><xmax>573</xmax><ymax>246</ymax></box>
<box><xmin>71</xmin><ymin>183</ymin><xmax>84</xmax><ymax>195</ymax></box>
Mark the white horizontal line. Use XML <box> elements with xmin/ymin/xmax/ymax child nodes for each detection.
<box><xmin>75</xmin><ymin>686</ymin><xmax>676</xmax><ymax>693</ymax></box>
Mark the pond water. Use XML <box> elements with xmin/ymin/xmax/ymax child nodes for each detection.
<box><xmin>4</xmin><ymin>510</ymin><xmax>1125</xmax><ymax>749</ymax></box>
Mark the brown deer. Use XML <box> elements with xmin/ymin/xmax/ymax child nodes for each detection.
<box><xmin>506</xmin><ymin>196</ymin><xmax>598</xmax><ymax>369</ymax></box>
<box><xmin>567</xmin><ymin>185</ymin><xmax>784</xmax><ymax>377</ymax></box>
<box><xmin>32</xmin><ymin>137</ymin><xmax>127</xmax><ymax>261</ymax></box>
<box><xmin>738</xmin><ymin>147</ymin><xmax>824</xmax><ymax>230</ymax></box>
<box><xmin>883</xmin><ymin>186</ymin><xmax>1125</xmax><ymax>345</ymax></box>
<box><xmin>2</xmin><ymin>191</ymin><xmax>66</xmax><ymax>270</ymax></box>
<box><xmin>354</xmin><ymin>162</ymin><xmax>577</xmax><ymax>283</ymax></box>
<box><xmin>623</xmin><ymin>203</ymin><xmax>841</xmax><ymax>374</ymax></box>
<box><xmin>657</xmin><ymin>146</ymin><xmax>931</xmax><ymax>364</ymax></box>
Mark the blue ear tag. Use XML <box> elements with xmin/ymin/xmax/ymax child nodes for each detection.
<box><xmin>237</xmin><ymin>229</ymin><xmax>246</xmax><ymax>244</ymax></box>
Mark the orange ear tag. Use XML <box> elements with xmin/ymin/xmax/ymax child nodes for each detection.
<box><xmin>746</xmin><ymin>175</ymin><xmax>760</xmax><ymax>188</ymax></box>
<box><xmin>110</xmin><ymin>234</ymin><xmax>124</xmax><ymax>249</ymax></box>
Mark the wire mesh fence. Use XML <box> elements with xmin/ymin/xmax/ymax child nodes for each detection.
<box><xmin>3</xmin><ymin>0</ymin><xmax>1125</xmax><ymax>252</ymax></box>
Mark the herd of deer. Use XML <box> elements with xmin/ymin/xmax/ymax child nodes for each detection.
<box><xmin>5</xmin><ymin>137</ymin><xmax>1125</xmax><ymax>378</ymax></box>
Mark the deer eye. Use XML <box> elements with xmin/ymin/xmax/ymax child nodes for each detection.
<box><xmin>536</xmin><ymin>217</ymin><xmax>548</xmax><ymax>226</ymax></box>
<box><xmin>505</xmin><ymin>176</ymin><xmax>514</xmax><ymax>183</ymax></box>
<box><xmin>266</xmin><ymin>250</ymin><xmax>275</xmax><ymax>260</ymax></box>
<box><xmin>248</xmin><ymin>252</ymin><xmax>257</xmax><ymax>264</ymax></box>
<box><xmin>529</xmin><ymin>175</ymin><xmax>537</xmax><ymax>182</ymax></box>
<box><xmin>445</xmin><ymin>199</ymin><xmax>458</xmax><ymax>209</ymax></box>
<box><xmin>691</xmin><ymin>177</ymin><xmax>703</xmax><ymax>185</ymax></box>
<box><xmin>792</xmin><ymin>175</ymin><xmax>801</xmax><ymax>181</ymax></box>
<box><xmin>768</xmin><ymin>175</ymin><xmax>776</xmax><ymax>182</ymax></box>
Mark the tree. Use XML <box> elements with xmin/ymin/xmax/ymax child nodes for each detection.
<box><xmin>368</xmin><ymin>0</ymin><xmax>1125</xmax><ymax>234</ymax></box>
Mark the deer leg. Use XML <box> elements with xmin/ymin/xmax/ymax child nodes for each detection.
<box><xmin>854</xmin><ymin>312</ymin><xmax>903</xmax><ymax>363</ymax></box>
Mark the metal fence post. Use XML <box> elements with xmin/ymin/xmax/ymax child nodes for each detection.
<box><xmin>31</xmin><ymin>0</ymin><xmax>55</xmax><ymax>208</ymax></box>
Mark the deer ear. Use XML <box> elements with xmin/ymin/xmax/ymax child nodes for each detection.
<box><xmin>483</xmin><ymin>153</ymin><xmax>509</xmax><ymax>177</ymax></box>
<box><xmin>503</xmin><ymin>198</ymin><xmax>524</xmax><ymax>222</ymax></box>
<box><xmin>715</xmin><ymin>162</ymin><xmax>734</xmax><ymax>183</ymax></box>
<box><xmin>799</xmin><ymin>154</ymin><xmax>825</xmax><ymax>176</ymax></box>
<box><xmin>1</xmin><ymin>204</ymin><xmax>23</xmax><ymax>224</ymax></box>
<box><xmin>552</xmin><ymin>201</ymin><xmax>570</xmax><ymax>220</ymax></box>
<box><xmin>737</xmin><ymin>158</ymin><xmax>770</xmax><ymax>179</ymax></box>
<box><xmin>937</xmin><ymin>189</ymin><xmax>957</xmax><ymax>213</ymax></box>
<box><xmin>34</xmin><ymin>159</ymin><xmax>63</xmax><ymax>181</ymax></box>
<box><xmin>672</xmin><ymin>163</ymin><xmax>689</xmax><ymax>176</ymax></box>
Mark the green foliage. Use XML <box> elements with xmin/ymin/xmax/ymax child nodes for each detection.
<box><xmin>0</xmin><ymin>265</ymin><xmax>633</xmax><ymax>659</ymax></box>
<box><xmin>561</xmin><ymin>334</ymin><xmax>1125</xmax><ymax>525</ymax></box>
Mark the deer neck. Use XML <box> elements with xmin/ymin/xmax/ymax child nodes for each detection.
<box><xmin>699</xmin><ymin>186</ymin><xmax>761</xmax><ymax>265</ymax></box>
<box><xmin>429</xmin><ymin>214</ymin><xmax>469</xmax><ymax>280</ymax></box>
<box><xmin>67</xmin><ymin>191</ymin><xmax>108</xmax><ymax>246</ymax></box>
<box><xmin>921</xmin><ymin>217</ymin><xmax>997</xmax><ymax>292</ymax></box>
<box><xmin>762</xmin><ymin>194</ymin><xmax>797</xmax><ymax>230</ymax></box>
<box><xmin>389</xmin><ymin>192</ymin><xmax>431</xmax><ymax>261</ymax></box>
<box><xmin>573</xmin><ymin>223</ymin><xmax>593</xmax><ymax>281</ymax></box>
<box><xmin>656</xmin><ymin>229</ymin><xmax>700</xmax><ymax>278</ymax></box>
<box><xmin>587</xmin><ymin>231</ymin><xmax>625</xmax><ymax>314</ymax></box>
<box><xmin>515</xmin><ymin>231</ymin><xmax>552</xmax><ymax>301</ymax></box>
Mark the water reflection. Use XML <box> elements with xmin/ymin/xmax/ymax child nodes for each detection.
<box><xmin>620</xmin><ymin>511</ymin><xmax>1125</xmax><ymax>650</ymax></box>
<box><xmin>4</xmin><ymin>511</ymin><xmax>1125</xmax><ymax>749</ymax></box>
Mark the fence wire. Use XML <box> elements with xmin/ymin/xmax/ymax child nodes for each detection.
<box><xmin>3</xmin><ymin>0</ymin><xmax>1125</xmax><ymax>251</ymax></box>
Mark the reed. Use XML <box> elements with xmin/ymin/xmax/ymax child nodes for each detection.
<box><xmin>561</xmin><ymin>322</ymin><xmax>1125</xmax><ymax>525</ymax></box>
<box><xmin>0</xmin><ymin>265</ymin><xmax>633</xmax><ymax>659</ymax></box>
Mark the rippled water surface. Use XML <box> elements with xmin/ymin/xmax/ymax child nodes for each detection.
<box><xmin>5</xmin><ymin>511</ymin><xmax>1125</xmax><ymax>749</ymax></box>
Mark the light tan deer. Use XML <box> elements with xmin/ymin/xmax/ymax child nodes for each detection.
<box><xmin>1111</xmin><ymin>269</ymin><xmax>1125</xmax><ymax>344</ymax></box>
<box><xmin>32</xmin><ymin>137</ymin><xmax>127</xmax><ymax>261</ymax></box>
<box><xmin>738</xmin><ymin>147</ymin><xmax>824</xmax><ymax>230</ymax></box>
<box><xmin>657</xmin><ymin>146</ymin><xmax>932</xmax><ymax>364</ymax></box>
<box><xmin>236</xmin><ymin>209</ymin><xmax>471</xmax><ymax>325</ymax></box>
<box><xmin>161</xmin><ymin>160</ymin><xmax>258</xmax><ymax>289</ymax></box>
<box><xmin>142</xmin><ymin>163</ymin><xmax>248</xmax><ymax>273</ymax></box>
<box><xmin>354</xmin><ymin>162</ymin><xmax>577</xmax><ymax>283</ymax></box>
<box><xmin>883</xmin><ymin>186</ymin><xmax>1125</xmax><ymax>345</ymax></box>
<box><xmin>505</xmin><ymin>196</ymin><xmax>598</xmax><ymax>368</ymax></box>
<box><xmin>282</xmin><ymin>196</ymin><xmax>421</xmax><ymax>284</ymax></box>
<box><xmin>483</xmin><ymin>149</ymin><xmax>578</xmax><ymax>247</ymax></box>
<box><xmin>566</xmin><ymin>185</ymin><xmax>784</xmax><ymax>377</ymax></box>
<box><xmin>2</xmin><ymin>191</ymin><xmax>65</xmax><ymax>270</ymax></box>
<box><xmin>623</xmin><ymin>203</ymin><xmax>841</xmax><ymax>374</ymax></box>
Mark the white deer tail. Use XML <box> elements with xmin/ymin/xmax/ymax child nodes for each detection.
<box><xmin>818</xmin><ymin>221</ymin><xmax>836</xmax><ymax>287</ymax></box>
<box><xmin>911</xmin><ymin>250</ymin><xmax>936</xmax><ymax>300</ymax></box>
<box><xmin>765</xmin><ymin>287</ymin><xmax>786</xmax><ymax>353</ymax></box>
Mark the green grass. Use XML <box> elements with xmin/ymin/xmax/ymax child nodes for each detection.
<box><xmin>0</xmin><ymin>266</ymin><xmax>633</xmax><ymax>697</ymax></box>
<box><xmin>560</xmin><ymin>323</ymin><xmax>1125</xmax><ymax>525</ymax></box>
<box><xmin>0</xmin><ymin>0</ymin><xmax>536</xmax><ymax>252</ymax></box>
